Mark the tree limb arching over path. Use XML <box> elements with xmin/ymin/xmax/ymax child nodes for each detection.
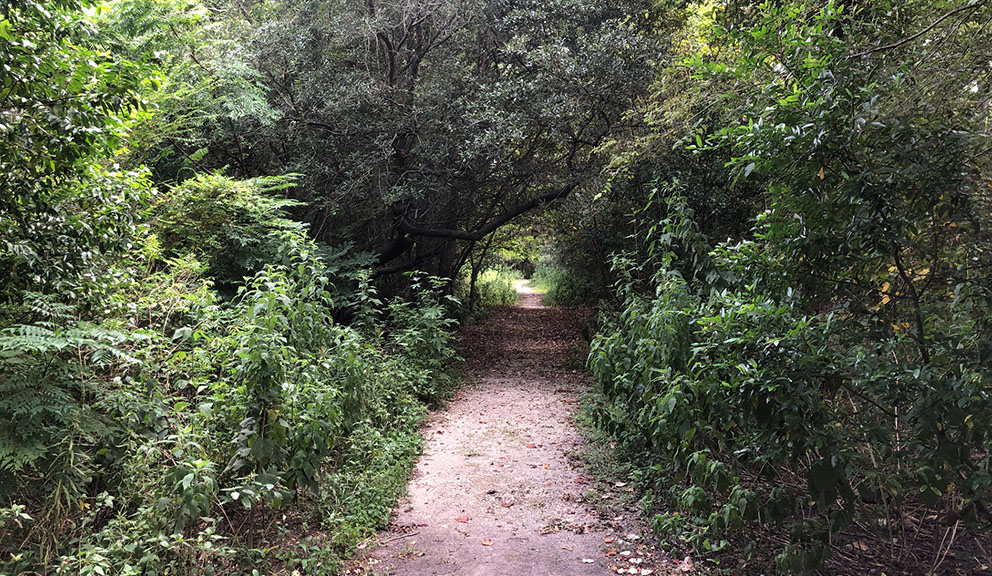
<box><xmin>359</xmin><ymin>282</ymin><xmax>666</xmax><ymax>576</ymax></box>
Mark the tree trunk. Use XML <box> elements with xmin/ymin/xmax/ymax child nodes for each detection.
<box><xmin>468</xmin><ymin>233</ymin><xmax>498</xmax><ymax>313</ymax></box>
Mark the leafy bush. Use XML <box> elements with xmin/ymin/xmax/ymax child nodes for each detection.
<box><xmin>531</xmin><ymin>257</ymin><xmax>599</xmax><ymax>306</ymax></box>
<box><xmin>151</xmin><ymin>173</ymin><xmax>303</xmax><ymax>289</ymax></box>
<box><xmin>454</xmin><ymin>267</ymin><xmax>519</xmax><ymax>316</ymax></box>
<box><xmin>589</xmin><ymin>1</ymin><xmax>992</xmax><ymax>566</ymax></box>
<box><xmin>0</xmin><ymin>0</ymin><xmax>150</xmax><ymax>298</ymax></box>
<box><xmin>592</xmin><ymin>187</ymin><xmax>992</xmax><ymax>571</ymax></box>
<box><xmin>0</xmin><ymin>3</ymin><xmax>463</xmax><ymax>570</ymax></box>
<box><xmin>474</xmin><ymin>268</ymin><xmax>520</xmax><ymax>309</ymax></box>
<box><xmin>386</xmin><ymin>274</ymin><xmax>461</xmax><ymax>402</ymax></box>
<box><xmin>1</xmin><ymin>174</ymin><xmax>461</xmax><ymax>574</ymax></box>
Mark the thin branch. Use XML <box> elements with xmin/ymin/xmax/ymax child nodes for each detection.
<box><xmin>380</xmin><ymin>531</ymin><xmax>419</xmax><ymax>545</ymax></box>
<box><xmin>847</xmin><ymin>0</ymin><xmax>989</xmax><ymax>59</ymax></box>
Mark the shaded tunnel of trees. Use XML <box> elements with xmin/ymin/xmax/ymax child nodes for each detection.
<box><xmin>1</xmin><ymin>0</ymin><xmax>991</xmax><ymax>574</ymax></box>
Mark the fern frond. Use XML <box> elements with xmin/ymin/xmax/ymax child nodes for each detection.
<box><xmin>22</xmin><ymin>292</ymin><xmax>76</xmax><ymax>322</ymax></box>
<box><xmin>0</xmin><ymin>325</ymin><xmax>70</xmax><ymax>354</ymax></box>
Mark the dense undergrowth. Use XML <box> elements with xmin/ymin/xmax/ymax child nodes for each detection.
<box><xmin>453</xmin><ymin>267</ymin><xmax>519</xmax><ymax>319</ymax></box>
<box><xmin>589</xmin><ymin>194</ymin><xmax>992</xmax><ymax>573</ymax></box>
<box><xmin>571</xmin><ymin>3</ymin><xmax>992</xmax><ymax>573</ymax></box>
<box><xmin>530</xmin><ymin>259</ymin><xmax>600</xmax><ymax>307</ymax></box>
<box><xmin>1</xmin><ymin>174</ymin><xmax>459</xmax><ymax>575</ymax></box>
<box><xmin>0</xmin><ymin>2</ymin><xmax>471</xmax><ymax>572</ymax></box>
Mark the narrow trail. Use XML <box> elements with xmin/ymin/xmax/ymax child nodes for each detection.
<box><xmin>358</xmin><ymin>282</ymin><xmax>666</xmax><ymax>576</ymax></box>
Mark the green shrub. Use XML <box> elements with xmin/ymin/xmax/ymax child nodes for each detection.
<box><xmin>455</xmin><ymin>267</ymin><xmax>519</xmax><ymax>316</ymax></box>
<box><xmin>1</xmin><ymin>175</ymin><xmax>462</xmax><ymax>575</ymax></box>
<box><xmin>585</xmin><ymin>2</ymin><xmax>992</xmax><ymax>570</ymax></box>
<box><xmin>531</xmin><ymin>258</ymin><xmax>598</xmax><ymax>306</ymax></box>
<box><xmin>151</xmin><ymin>173</ymin><xmax>302</xmax><ymax>289</ymax></box>
<box><xmin>387</xmin><ymin>274</ymin><xmax>461</xmax><ymax>402</ymax></box>
<box><xmin>592</xmin><ymin>117</ymin><xmax>992</xmax><ymax>574</ymax></box>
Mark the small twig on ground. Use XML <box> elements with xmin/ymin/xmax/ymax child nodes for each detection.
<box><xmin>928</xmin><ymin>520</ymin><xmax>959</xmax><ymax>576</ymax></box>
<box><xmin>380</xmin><ymin>531</ymin><xmax>420</xmax><ymax>545</ymax></box>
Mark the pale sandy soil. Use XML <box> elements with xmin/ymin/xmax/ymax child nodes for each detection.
<box><xmin>352</xmin><ymin>281</ymin><xmax>670</xmax><ymax>576</ymax></box>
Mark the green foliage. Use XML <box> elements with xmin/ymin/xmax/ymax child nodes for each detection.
<box><xmin>6</xmin><ymin>0</ymin><xmax>991</xmax><ymax>574</ymax></box>
<box><xmin>151</xmin><ymin>174</ymin><xmax>303</xmax><ymax>287</ymax></box>
<box><xmin>589</xmin><ymin>1</ymin><xmax>992</xmax><ymax>572</ymax></box>
<box><xmin>97</xmin><ymin>0</ymin><xmax>281</xmax><ymax>182</ymax></box>
<box><xmin>385</xmin><ymin>275</ymin><xmax>461</xmax><ymax>402</ymax></box>
<box><xmin>0</xmin><ymin>1</ymin><xmax>463</xmax><ymax>570</ymax></box>
<box><xmin>0</xmin><ymin>171</ymin><xmax>460</xmax><ymax>573</ymax></box>
<box><xmin>454</xmin><ymin>267</ymin><xmax>520</xmax><ymax>316</ymax></box>
<box><xmin>0</xmin><ymin>0</ymin><xmax>152</xmax><ymax>296</ymax></box>
<box><xmin>474</xmin><ymin>269</ymin><xmax>520</xmax><ymax>310</ymax></box>
<box><xmin>531</xmin><ymin>257</ymin><xmax>600</xmax><ymax>306</ymax></box>
<box><xmin>112</xmin><ymin>0</ymin><xmax>659</xmax><ymax>283</ymax></box>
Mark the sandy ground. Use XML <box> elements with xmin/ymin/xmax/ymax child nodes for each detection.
<box><xmin>355</xmin><ymin>281</ymin><xmax>666</xmax><ymax>576</ymax></box>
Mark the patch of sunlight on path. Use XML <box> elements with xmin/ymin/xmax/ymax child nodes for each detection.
<box><xmin>512</xmin><ymin>279</ymin><xmax>543</xmax><ymax>309</ymax></box>
<box><xmin>512</xmin><ymin>278</ymin><xmax>536</xmax><ymax>294</ymax></box>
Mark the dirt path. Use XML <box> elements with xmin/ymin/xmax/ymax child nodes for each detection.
<box><xmin>356</xmin><ymin>281</ymin><xmax>665</xmax><ymax>576</ymax></box>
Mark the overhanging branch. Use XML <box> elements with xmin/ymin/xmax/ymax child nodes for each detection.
<box><xmin>397</xmin><ymin>183</ymin><xmax>577</xmax><ymax>241</ymax></box>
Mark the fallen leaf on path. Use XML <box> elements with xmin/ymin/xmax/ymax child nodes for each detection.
<box><xmin>605</xmin><ymin>548</ymin><xmax>618</xmax><ymax>556</ymax></box>
<box><xmin>544</xmin><ymin>463</ymin><xmax>550</xmax><ymax>469</ymax></box>
<box><xmin>604</xmin><ymin>536</ymin><xmax>616</xmax><ymax>543</ymax></box>
<box><xmin>526</xmin><ymin>443</ymin><xmax>537</xmax><ymax>448</ymax></box>
<box><xmin>455</xmin><ymin>515</ymin><xmax>469</xmax><ymax>523</ymax></box>
<box><xmin>501</xmin><ymin>501</ymin><xmax>514</xmax><ymax>507</ymax></box>
<box><xmin>481</xmin><ymin>539</ymin><xmax>493</xmax><ymax>546</ymax></box>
